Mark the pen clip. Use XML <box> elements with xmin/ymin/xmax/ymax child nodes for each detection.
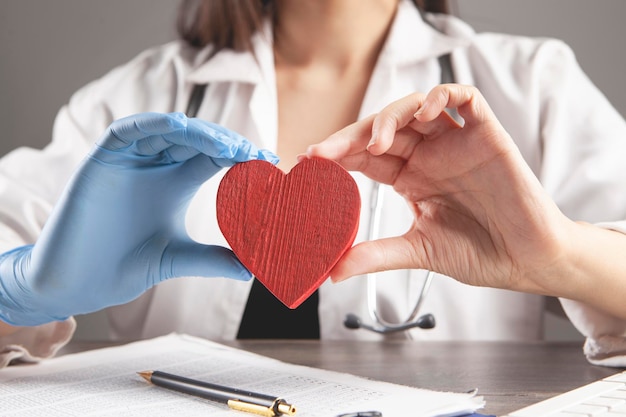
<box><xmin>228</xmin><ymin>399</ymin><xmax>276</xmax><ymax>417</ymax></box>
<box><xmin>228</xmin><ymin>398</ymin><xmax>296</xmax><ymax>416</ymax></box>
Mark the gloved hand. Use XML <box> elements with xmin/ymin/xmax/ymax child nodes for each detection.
<box><xmin>0</xmin><ymin>112</ymin><xmax>278</xmax><ymax>326</ymax></box>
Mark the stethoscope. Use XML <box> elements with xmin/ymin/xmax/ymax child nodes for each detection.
<box><xmin>342</xmin><ymin>182</ymin><xmax>437</xmax><ymax>334</ymax></box>
<box><xmin>185</xmin><ymin>15</ymin><xmax>455</xmax><ymax>336</ymax></box>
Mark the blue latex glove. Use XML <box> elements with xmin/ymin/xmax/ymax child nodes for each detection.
<box><xmin>0</xmin><ymin>112</ymin><xmax>278</xmax><ymax>326</ymax></box>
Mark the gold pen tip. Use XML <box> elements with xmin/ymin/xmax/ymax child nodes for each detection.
<box><xmin>137</xmin><ymin>371</ymin><xmax>154</xmax><ymax>383</ymax></box>
<box><xmin>278</xmin><ymin>402</ymin><xmax>297</xmax><ymax>415</ymax></box>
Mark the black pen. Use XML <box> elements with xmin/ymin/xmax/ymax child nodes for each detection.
<box><xmin>138</xmin><ymin>370</ymin><xmax>296</xmax><ymax>416</ymax></box>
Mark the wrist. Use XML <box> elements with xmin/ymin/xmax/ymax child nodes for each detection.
<box><xmin>0</xmin><ymin>319</ymin><xmax>22</xmax><ymax>336</ymax></box>
<box><xmin>538</xmin><ymin>221</ymin><xmax>626</xmax><ymax>320</ymax></box>
<box><xmin>505</xmin><ymin>211</ymin><xmax>576</xmax><ymax>297</ymax></box>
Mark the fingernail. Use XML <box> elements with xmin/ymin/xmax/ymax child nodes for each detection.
<box><xmin>414</xmin><ymin>103</ymin><xmax>426</xmax><ymax>118</ymax></box>
<box><xmin>367</xmin><ymin>123</ymin><xmax>381</xmax><ymax>151</ymax></box>
<box><xmin>366</xmin><ymin>135</ymin><xmax>377</xmax><ymax>151</ymax></box>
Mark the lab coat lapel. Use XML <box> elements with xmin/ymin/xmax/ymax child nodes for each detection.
<box><xmin>186</xmin><ymin>22</ymin><xmax>277</xmax><ymax>152</ymax></box>
<box><xmin>358</xmin><ymin>0</ymin><xmax>470</xmax><ymax>119</ymax></box>
<box><xmin>386</xmin><ymin>0</ymin><xmax>469</xmax><ymax>66</ymax></box>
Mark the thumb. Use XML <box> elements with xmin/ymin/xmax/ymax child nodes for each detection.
<box><xmin>329</xmin><ymin>237</ymin><xmax>420</xmax><ymax>282</ymax></box>
<box><xmin>159</xmin><ymin>242</ymin><xmax>253</xmax><ymax>282</ymax></box>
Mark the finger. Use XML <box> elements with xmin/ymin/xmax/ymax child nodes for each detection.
<box><xmin>162</xmin><ymin>118</ymin><xmax>253</xmax><ymax>161</ymax></box>
<box><xmin>306</xmin><ymin>114</ymin><xmax>377</xmax><ymax>160</ymax></box>
<box><xmin>329</xmin><ymin>237</ymin><xmax>423</xmax><ymax>282</ymax></box>
<box><xmin>175</xmin><ymin>148</ymin><xmax>277</xmax><ymax>187</ymax></box>
<box><xmin>160</xmin><ymin>242</ymin><xmax>253</xmax><ymax>282</ymax></box>
<box><xmin>101</xmin><ymin>111</ymin><xmax>244</xmax><ymax>160</ymax></box>
<box><xmin>186</xmin><ymin>119</ymin><xmax>279</xmax><ymax>163</ymax></box>
<box><xmin>337</xmin><ymin>152</ymin><xmax>409</xmax><ymax>186</ymax></box>
<box><xmin>416</xmin><ymin>84</ymin><xmax>496</xmax><ymax>127</ymax></box>
<box><xmin>316</xmin><ymin>126</ymin><xmax>425</xmax><ymax>168</ymax></box>
<box><xmin>165</xmin><ymin>144</ymin><xmax>279</xmax><ymax>167</ymax></box>
<box><xmin>103</xmin><ymin>112</ymin><xmax>188</xmax><ymax>150</ymax></box>
<box><xmin>370</xmin><ymin>94</ymin><xmax>462</xmax><ymax>155</ymax></box>
<box><xmin>367</xmin><ymin>92</ymin><xmax>426</xmax><ymax>155</ymax></box>
<box><xmin>155</xmin><ymin>118</ymin><xmax>278</xmax><ymax>164</ymax></box>
<box><xmin>368</xmin><ymin>126</ymin><xmax>423</xmax><ymax>159</ymax></box>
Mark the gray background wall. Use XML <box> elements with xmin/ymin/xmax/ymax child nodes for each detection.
<box><xmin>2</xmin><ymin>1</ymin><xmax>625</xmax><ymax>341</ymax></box>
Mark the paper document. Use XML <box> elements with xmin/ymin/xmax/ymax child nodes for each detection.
<box><xmin>0</xmin><ymin>334</ymin><xmax>484</xmax><ymax>416</ymax></box>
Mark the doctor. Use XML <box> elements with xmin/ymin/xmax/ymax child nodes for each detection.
<box><xmin>1</xmin><ymin>0</ymin><xmax>626</xmax><ymax>366</ymax></box>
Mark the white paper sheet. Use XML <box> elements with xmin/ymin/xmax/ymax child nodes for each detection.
<box><xmin>0</xmin><ymin>334</ymin><xmax>484</xmax><ymax>416</ymax></box>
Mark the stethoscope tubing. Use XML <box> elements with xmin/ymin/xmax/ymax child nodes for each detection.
<box><xmin>365</xmin><ymin>182</ymin><xmax>435</xmax><ymax>332</ymax></box>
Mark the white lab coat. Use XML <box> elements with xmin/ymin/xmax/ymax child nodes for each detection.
<box><xmin>2</xmin><ymin>0</ymin><xmax>626</xmax><ymax>365</ymax></box>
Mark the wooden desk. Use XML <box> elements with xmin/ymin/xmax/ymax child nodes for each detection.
<box><xmin>63</xmin><ymin>340</ymin><xmax>623</xmax><ymax>416</ymax></box>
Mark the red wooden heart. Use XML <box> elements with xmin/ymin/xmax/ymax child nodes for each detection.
<box><xmin>216</xmin><ymin>157</ymin><xmax>361</xmax><ymax>309</ymax></box>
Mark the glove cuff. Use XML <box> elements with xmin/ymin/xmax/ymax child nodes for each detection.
<box><xmin>0</xmin><ymin>245</ymin><xmax>65</xmax><ymax>326</ymax></box>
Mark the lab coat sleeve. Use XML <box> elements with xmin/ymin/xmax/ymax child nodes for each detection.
<box><xmin>0</xmin><ymin>319</ymin><xmax>76</xmax><ymax>368</ymax></box>
<box><xmin>560</xmin><ymin>221</ymin><xmax>626</xmax><ymax>367</ymax></box>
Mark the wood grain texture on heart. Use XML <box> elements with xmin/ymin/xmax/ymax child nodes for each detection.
<box><xmin>216</xmin><ymin>157</ymin><xmax>361</xmax><ymax>309</ymax></box>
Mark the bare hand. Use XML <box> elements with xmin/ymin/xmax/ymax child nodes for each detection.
<box><xmin>306</xmin><ymin>84</ymin><xmax>572</xmax><ymax>295</ymax></box>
